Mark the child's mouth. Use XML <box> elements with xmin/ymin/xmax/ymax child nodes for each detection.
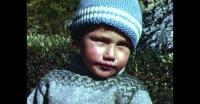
<box><xmin>99</xmin><ymin>64</ymin><xmax>115</xmax><ymax>71</ymax></box>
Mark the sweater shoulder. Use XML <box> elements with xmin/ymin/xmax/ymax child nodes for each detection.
<box><xmin>39</xmin><ymin>69</ymin><xmax>74</xmax><ymax>86</ymax></box>
<box><xmin>116</xmin><ymin>73</ymin><xmax>146</xmax><ymax>91</ymax></box>
<box><xmin>113</xmin><ymin>74</ymin><xmax>147</xmax><ymax>103</ymax></box>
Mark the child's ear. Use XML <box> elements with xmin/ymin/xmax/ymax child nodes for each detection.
<box><xmin>70</xmin><ymin>38</ymin><xmax>82</xmax><ymax>49</ymax></box>
<box><xmin>70</xmin><ymin>40</ymin><xmax>79</xmax><ymax>49</ymax></box>
<box><xmin>70</xmin><ymin>41</ymin><xmax>76</xmax><ymax>48</ymax></box>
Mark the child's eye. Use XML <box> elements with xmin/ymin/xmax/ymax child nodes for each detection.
<box><xmin>117</xmin><ymin>42</ymin><xmax>130</xmax><ymax>49</ymax></box>
<box><xmin>92</xmin><ymin>38</ymin><xmax>104</xmax><ymax>44</ymax></box>
<box><xmin>91</xmin><ymin>37</ymin><xmax>109</xmax><ymax>45</ymax></box>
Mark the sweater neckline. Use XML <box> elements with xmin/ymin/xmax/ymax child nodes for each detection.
<box><xmin>68</xmin><ymin>54</ymin><xmax>108</xmax><ymax>81</ymax></box>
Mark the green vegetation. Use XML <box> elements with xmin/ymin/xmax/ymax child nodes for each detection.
<box><xmin>27</xmin><ymin>0</ymin><xmax>79</xmax><ymax>35</ymax></box>
<box><xmin>27</xmin><ymin>34</ymin><xmax>71</xmax><ymax>93</ymax></box>
<box><xmin>126</xmin><ymin>49</ymin><xmax>173</xmax><ymax>104</ymax></box>
<box><xmin>139</xmin><ymin>0</ymin><xmax>168</xmax><ymax>14</ymax></box>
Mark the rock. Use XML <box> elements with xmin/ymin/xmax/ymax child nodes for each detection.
<box><xmin>137</xmin><ymin>0</ymin><xmax>173</xmax><ymax>53</ymax></box>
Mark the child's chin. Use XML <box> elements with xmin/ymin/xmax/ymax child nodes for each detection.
<box><xmin>93</xmin><ymin>69</ymin><xmax>116</xmax><ymax>78</ymax></box>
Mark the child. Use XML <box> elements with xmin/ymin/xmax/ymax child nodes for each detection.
<box><xmin>27</xmin><ymin>0</ymin><xmax>152</xmax><ymax>104</ymax></box>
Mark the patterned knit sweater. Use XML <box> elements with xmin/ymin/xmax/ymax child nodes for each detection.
<box><xmin>27</xmin><ymin>55</ymin><xmax>152</xmax><ymax>104</ymax></box>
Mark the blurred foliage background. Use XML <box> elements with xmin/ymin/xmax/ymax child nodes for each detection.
<box><xmin>27</xmin><ymin>0</ymin><xmax>173</xmax><ymax>104</ymax></box>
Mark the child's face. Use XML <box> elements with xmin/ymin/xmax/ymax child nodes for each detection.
<box><xmin>80</xmin><ymin>26</ymin><xmax>131</xmax><ymax>78</ymax></box>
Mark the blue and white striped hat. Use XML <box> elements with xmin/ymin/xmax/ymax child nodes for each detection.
<box><xmin>69</xmin><ymin>0</ymin><xmax>142</xmax><ymax>49</ymax></box>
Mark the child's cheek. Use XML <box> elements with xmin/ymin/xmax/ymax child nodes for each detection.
<box><xmin>116</xmin><ymin>52</ymin><xmax>129</xmax><ymax>69</ymax></box>
<box><xmin>90</xmin><ymin>45</ymin><xmax>104</xmax><ymax>61</ymax></box>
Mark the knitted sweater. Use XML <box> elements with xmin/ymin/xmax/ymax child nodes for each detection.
<box><xmin>27</xmin><ymin>55</ymin><xmax>152</xmax><ymax>104</ymax></box>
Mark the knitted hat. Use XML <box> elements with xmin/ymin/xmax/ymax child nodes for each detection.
<box><xmin>69</xmin><ymin>0</ymin><xmax>142</xmax><ymax>49</ymax></box>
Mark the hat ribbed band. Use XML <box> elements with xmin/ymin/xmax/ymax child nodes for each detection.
<box><xmin>76</xmin><ymin>6</ymin><xmax>142</xmax><ymax>34</ymax></box>
<box><xmin>71</xmin><ymin>6</ymin><xmax>142</xmax><ymax>47</ymax></box>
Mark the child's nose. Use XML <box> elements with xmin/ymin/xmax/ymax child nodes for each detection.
<box><xmin>103</xmin><ymin>45</ymin><xmax>116</xmax><ymax>62</ymax></box>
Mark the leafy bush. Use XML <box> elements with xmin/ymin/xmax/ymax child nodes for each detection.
<box><xmin>126</xmin><ymin>49</ymin><xmax>173</xmax><ymax>104</ymax></box>
<box><xmin>27</xmin><ymin>0</ymin><xmax>79</xmax><ymax>35</ymax></box>
<box><xmin>27</xmin><ymin>34</ymin><xmax>73</xmax><ymax>94</ymax></box>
